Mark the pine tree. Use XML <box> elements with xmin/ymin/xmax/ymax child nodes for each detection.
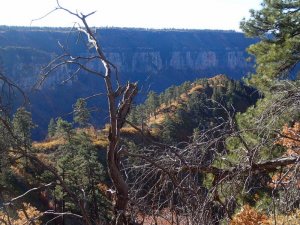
<box><xmin>55</xmin><ymin>132</ymin><xmax>108</xmax><ymax>221</ymax></box>
<box><xmin>47</xmin><ymin>118</ymin><xmax>56</xmax><ymax>138</ymax></box>
<box><xmin>12</xmin><ymin>107</ymin><xmax>36</xmax><ymax>147</ymax></box>
<box><xmin>161</xmin><ymin>116</ymin><xmax>178</xmax><ymax>144</ymax></box>
<box><xmin>0</xmin><ymin>120</ymin><xmax>15</xmax><ymax>192</ymax></box>
<box><xmin>181</xmin><ymin>81</ymin><xmax>191</xmax><ymax>95</ymax></box>
<box><xmin>145</xmin><ymin>91</ymin><xmax>159</xmax><ymax>118</ymax></box>
<box><xmin>12</xmin><ymin>107</ymin><xmax>36</xmax><ymax>167</ymax></box>
<box><xmin>56</xmin><ymin>117</ymin><xmax>73</xmax><ymax>140</ymax></box>
<box><xmin>73</xmin><ymin>98</ymin><xmax>90</xmax><ymax>127</ymax></box>
<box><xmin>127</xmin><ymin>106</ymin><xmax>138</xmax><ymax>124</ymax></box>
<box><xmin>164</xmin><ymin>86</ymin><xmax>176</xmax><ymax>105</ymax></box>
<box><xmin>240</xmin><ymin>0</ymin><xmax>300</xmax><ymax>91</ymax></box>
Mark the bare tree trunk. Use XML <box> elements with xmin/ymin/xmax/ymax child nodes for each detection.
<box><xmin>39</xmin><ymin>3</ymin><xmax>139</xmax><ymax>223</ymax></box>
<box><xmin>106</xmin><ymin>81</ymin><xmax>137</xmax><ymax>224</ymax></box>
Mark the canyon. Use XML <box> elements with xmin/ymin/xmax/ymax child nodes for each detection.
<box><xmin>0</xmin><ymin>27</ymin><xmax>257</xmax><ymax>138</ymax></box>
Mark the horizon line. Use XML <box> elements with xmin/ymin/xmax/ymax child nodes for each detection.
<box><xmin>0</xmin><ymin>25</ymin><xmax>242</xmax><ymax>33</ymax></box>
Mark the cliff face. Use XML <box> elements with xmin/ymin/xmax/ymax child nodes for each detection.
<box><xmin>0</xmin><ymin>48</ymin><xmax>251</xmax><ymax>89</ymax></box>
<box><xmin>106</xmin><ymin>49</ymin><xmax>248</xmax><ymax>72</ymax></box>
<box><xmin>0</xmin><ymin>47</ymin><xmax>73</xmax><ymax>89</ymax></box>
<box><xmin>0</xmin><ymin>28</ymin><xmax>256</xmax><ymax>90</ymax></box>
<box><xmin>0</xmin><ymin>27</ymin><xmax>257</xmax><ymax>139</ymax></box>
<box><xmin>106</xmin><ymin>50</ymin><xmax>220</xmax><ymax>72</ymax></box>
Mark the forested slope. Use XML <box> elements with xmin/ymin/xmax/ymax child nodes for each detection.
<box><xmin>0</xmin><ymin>0</ymin><xmax>300</xmax><ymax>224</ymax></box>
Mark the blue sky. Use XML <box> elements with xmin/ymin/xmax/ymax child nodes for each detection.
<box><xmin>1</xmin><ymin>0</ymin><xmax>262</xmax><ymax>30</ymax></box>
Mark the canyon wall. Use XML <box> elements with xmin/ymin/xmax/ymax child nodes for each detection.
<box><xmin>0</xmin><ymin>27</ymin><xmax>257</xmax><ymax>138</ymax></box>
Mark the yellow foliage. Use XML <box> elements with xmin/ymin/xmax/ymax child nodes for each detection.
<box><xmin>208</xmin><ymin>74</ymin><xmax>229</xmax><ymax>86</ymax></box>
<box><xmin>97</xmin><ymin>182</ymin><xmax>109</xmax><ymax>193</ymax></box>
<box><xmin>147</xmin><ymin>80</ymin><xmax>206</xmax><ymax>126</ymax></box>
<box><xmin>33</xmin><ymin>126</ymin><xmax>110</xmax><ymax>149</ymax></box>
<box><xmin>148</xmin><ymin>113</ymin><xmax>166</xmax><ymax>125</ymax></box>
<box><xmin>120</xmin><ymin>126</ymin><xmax>139</xmax><ymax>134</ymax></box>
<box><xmin>79</xmin><ymin>127</ymin><xmax>109</xmax><ymax>148</ymax></box>
<box><xmin>0</xmin><ymin>203</ymin><xmax>42</xmax><ymax>225</ymax></box>
<box><xmin>32</xmin><ymin>137</ymin><xmax>65</xmax><ymax>150</ymax></box>
<box><xmin>93</xmin><ymin>138</ymin><xmax>109</xmax><ymax>148</ymax></box>
<box><xmin>103</xmin><ymin>123</ymin><xmax>111</xmax><ymax>132</ymax></box>
<box><xmin>231</xmin><ymin>205</ymin><xmax>270</xmax><ymax>225</ymax></box>
<box><xmin>150</xmin><ymin>127</ymin><xmax>161</xmax><ymax>136</ymax></box>
<box><xmin>188</xmin><ymin>84</ymin><xmax>203</xmax><ymax>94</ymax></box>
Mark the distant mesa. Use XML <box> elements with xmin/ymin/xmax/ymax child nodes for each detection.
<box><xmin>0</xmin><ymin>27</ymin><xmax>257</xmax><ymax>139</ymax></box>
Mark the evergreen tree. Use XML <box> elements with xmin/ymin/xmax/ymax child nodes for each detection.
<box><xmin>56</xmin><ymin>117</ymin><xmax>73</xmax><ymax>140</ymax></box>
<box><xmin>145</xmin><ymin>91</ymin><xmax>159</xmax><ymax>118</ymax></box>
<box><xmin>55</xmin><ymin>132</ymin><xmax>109</xmax><ymax>221</ymax></box>
<box><xmin>12</xmin><ymin>107</ymin><xmax>36</xmax><ymax>147</ymax></box>
<box><xmin>0</xmin><ymin>119</ymin><xmax>15</xmax><ymax>192</ymax></box>
<box><xmin>12</xmin><ymin>107</ymin><xmax>36</xmax><ymax>168</ymax></box>
<box><xmin>47</xmin><ymin>118</ymin><xmax>56</xmax><ymax>138</ymax></box>
<box><xmin>134</xmin><ymin>104</ymin><xmax>147</xmax><ymax>125</ymax></box>
<box><xmin>241</xmin><ymin>0</ymin><xmax>300</xmax><ymax>91</ymax></box>
<box><xmin>158</xmin><ymin>92</ymin><xmax>165</xmax><ymax>106</ymax></box>
<box><xmin>161</xmin><ymin>116</ymin><xmax>178</xmax><ymax>144</ymax></box>
<box><xmin>164</xmin><ymin>85</ymin><xmax>176</xmax><ymax>105</ymax></box>
<box><xmin>73</xmin><ymin>98</ymin><xmax>90</xmax><ymax>127</ymax></box>
<box><xmin>180</xmin><ymin>81</ymin><xmax>191</xmax><ymax>95</ymax></box>
<box><xmin>211</xmin><ymin>87</ymin><xmax>221</xmax><ymax>102</ymax></box>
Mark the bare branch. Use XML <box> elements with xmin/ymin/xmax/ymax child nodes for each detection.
<box><xmin>2</xmin><ymin>183</ymin><xmax>54</xmax><ymax>207</ymax></box>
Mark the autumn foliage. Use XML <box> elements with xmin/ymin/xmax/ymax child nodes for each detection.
<box><xmin>230</xmin><ymin>205</ymin><xmax>270</xmax><ymax>225</ymax></box>
<box><xmin>0</xmin><ymin>203</ymin><xmax>42</xmax><ymax>225</ymax></box>
<box><xmin>276</xmin><ymin>122</ymin><xmax>300</xmax><ymax>155</ymax></box>
<box><xmin>270</xmin><ymin>122</ymin><xmax>300</xmax><ymax>188</ymax></box>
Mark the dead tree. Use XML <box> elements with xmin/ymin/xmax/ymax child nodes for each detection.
<box><xmin>34</xmin><ymin>1</ymin><xmax>138</xmax><ymax>224</ymax></box>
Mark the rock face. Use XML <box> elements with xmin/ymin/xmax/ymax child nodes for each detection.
<box><xmin>106</xmin><ymin>50</ymin><xmax>228</xmax><ymax>73</ymax></box>
<box><xmin>0</xmin><ymin>27</ymin><xmax>257</xmax><ymax>139</ymax></box>
<box><xmin>0</xmin><ymin>47</ymin><xmax>74</xmax><ymax>90</ymax></box>
<box><xmin>105</xmin><ymin>49</ymin><xmax>249</xmax><ymax>74</ymax></box>
<box><xmin>0</xmin><ymin>27</ymin><xmax>256</xmax><ymax>91</ymax></box>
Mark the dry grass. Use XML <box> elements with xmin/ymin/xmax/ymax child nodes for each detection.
<box><xmin>188</xmin><ymin>84</ymin><xmax>203</xmax><ymax>94</ymax></box>
<box><xmin>121</xmin><ymin>126</ymin><xmax>139</xmax><ymax>134</ymax></box>
<box><xmin>32</xmin><ymin>137</ymin><xmax>65</xmax><ymax>150</ymax></box>
<box><xmin>0</xmin><ymin>203</ymin><xmax>42</xmax><ymax>225</ymax></box>
<box><xmin>93</xmin><ymin>139</ymin><xmax>109</xmax><ymax>146</ymax></box>
<box><xmin>32</xmin><ymin>127</ymin><xmax>111</xmax><ymax>150</ymax></box>
<box><xmin>208</xmin><ymin>74</ymin><xmax>228</xmax><ymax>84</ymax></box>
<box><xmin>148</xmin><ymin>113</ymin><xmax>166</xmax><ymax>125</ymax></box>
<box><xmin>83</xmin><ymin>127</ymin><xmax>110</xmax><ymax>148</ymax></box>
<box><xmin>32</xmin><ymin>125</ymin><xmax>141</xmax><ymax>151</ymax></box>
<box><xmin>148</xmin><ymin>80</ymin><xmax>209</xmax><ymax>126</ymax></box>
<box><xmin>149</xmin><ymin>127</ymin><xmax>161</xmax><ymax>136</ymax></box>
<box><xmin>10</xmin><ymin>164</ymin><xmax>27</xmax><ymax>178</ymax></box>
<box><xmin>79</xmin><ymin>127</ymin><xmax>109</xmax><ymax>148</ymax></box>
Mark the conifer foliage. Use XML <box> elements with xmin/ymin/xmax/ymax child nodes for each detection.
<box><xmin>73</xmin><ymin>98</ymin><xmax>90</xmax><ymax>127</ymax></box>
<box><xmin>241</xmin><ymin>0</ymin><xmax>300</xmax><ymax>89</ymax></box>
